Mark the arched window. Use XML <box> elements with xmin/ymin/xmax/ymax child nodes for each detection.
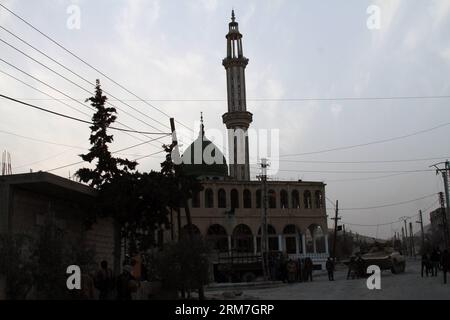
<box><xmin>192</xmin><ymin>191</ymin><xmax>200</xmax><ymax>208</ymax></box>
<box><xmin>292</xmin><ymin>190</ymin><xmax>300</xmax><ymax>209</ymax></box>
<box><xmin>205</xmin><ymin>188</ymin><xmax>214</xmax><ymax>208</ymax></box>
<box><xmin>257</xmin><ymin>225</ymin><xmax>278</xmax><ymax>252</ymax></box>
<box><xmin>315</xmin><ymin>190</ymin><xmax>323</xmax><ymax>209</ymax></box>
<box><xmin>304</xmin><ymin>190</ymin><xmax>312</xmax><ymax>209</ymax></box>
<box><xmin>181</xmin><ymin>224</ymin><xmax>201</xmax><ymax>239</ymax></box>
<box><xmin>283</xmin><ymin>225</ymin><xmax>298</xmax><ymax>254</ymax></box>
<box><xmin>280</xmin><ymin>190</ymin><xmax>288</xmax><ymax>209</ymax></box>
<box><xmin>218</xmin><ymin>189</ymin><xmax>227</xmax><ymax>208</ymax></box>
<box><xmin>268</xmin><ymin>190</ymin><xmax>276</xmax><ymax>209</ymax></box>
<box><xmin>243</xmin><ymin>189</ymin><xmax>252</xmax><ymax>208</ymax></box>
<box><xmin>256</xmin><ymin>189</ymin><xmax>262</xmax><ymax>209</ymax></box>
<box><xmin>231</xmin><ymin>189</ymin><xmax>239</xmax><ymax>209</ymax></box>
<box><xmin>232</xmin><ymin>224</ymin><xmax>253</xmax><ymax>253</ymax></box>
<box><xmin>206</xmin><ymin>224</ymin><xmax>228</xmax><ymax>252</ymax></box>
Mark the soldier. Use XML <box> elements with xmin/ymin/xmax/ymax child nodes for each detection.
<box><xmin>355</xmin><ymin>255</ymin><xmax>365</xmax><ymax>278</ymax></box>
<box><xmin>305</xmin><ymin>257</ymin><xmax>313</xmax><ymax>282</ymax></box>
<box><xmin>421</xmin><ymin>252</ymin><xmax>430</xmax><ymax>277</ymax></box>
<box><xmin>441</xmin><ymin>249</ymin><xmax>450</xmax><ymax>284</ymax></box>
<box><xmin>326</xmin><ymin>257</ymin><xmax>335</xmax><ymax>281</ymax></box>
<box><xmin>431</xmin><ymin>248</ymin><xmax>440</xmax><ymax>277</ymax></box>
<box><xmin>347</xmin><ymin>257</ymin><xmax>356</xmax><ymax>280</ymax></box>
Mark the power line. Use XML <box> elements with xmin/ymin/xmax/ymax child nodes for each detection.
<box><xmin>0</xmin><ymin>66</ymin><xmax>91</xmax><ymax>118</ymax></box>
<box><xmin>45</xmin><ymin>135</ymin><xmax>168</xmax><ymax>173</ymax></box>
<box><xmin>279</xmin><ymin>122</ymin><xmax>450</xmax><ymax>158</ymax></box>
<box><xmin>13</xmin><ymin>95</ymin><xmax>450</xmax><ymax>102</ymax></box>
<box><xmin>0</xmin><ymin>36</ymin><xmax>170</xmax><ymax>134</ymax></box>
<box><xmin>0</xmin><ymin>94</ymin><xmax>171</xmax><ymax>135</ymax></box>
<box><xmin>339</xmin><ymin>194</ymin><xmax>436</xmax><ymax>211</ymax></box>
<box><xmin>341</xmin><ymin>200</ymin><xmax>438</xmax><ymax>227</ymax></box>
<box><xmin>0</xmin><ymin>3</ymin><xmax>193</xmax><ymax>134</ymax></box>
<box><xmin>0</xmin><ymin>128</ymin><xmax>86</xmax><ymax>150</ymax></box>
<box><xmin>252</xmin><ymin>167</ymin><xmax>435</xmax><ymax>174</ymax></box>
<box><xmin>277</xmin><ymin>156</ymin><xmax>450</xmax><ymax>164</ymax></box>
<box><xmin>0</xmin><ymin>26</ymin><xmax>173</xmax><ymax>133</ymax></box>
<box><xmin>0</xmin><ymin>58</ymin><xmax>147</xmax><ymax>142</ymax></box>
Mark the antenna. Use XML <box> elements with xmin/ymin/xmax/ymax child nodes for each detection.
<box><xmin>1</xmin><ymin>150</ymin><xmax>12</xmax><ymax>175</ymax></box>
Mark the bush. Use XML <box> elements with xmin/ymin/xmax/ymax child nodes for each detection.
<box><xmin>154</xmin><ymin>237</ymin><xmax>211</xmax><ymax>299</ymax></box>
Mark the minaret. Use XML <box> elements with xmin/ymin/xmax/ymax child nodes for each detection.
<box><xmin>222</xmin><ymin>10</ymin><xmax>253</xmax><ymax>181</ymax></box>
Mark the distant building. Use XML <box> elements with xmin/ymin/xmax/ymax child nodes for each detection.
<box><xmin>429</xmin><ymin>207</ymin><xmax>450</xmax><ymax>249</ymax></box>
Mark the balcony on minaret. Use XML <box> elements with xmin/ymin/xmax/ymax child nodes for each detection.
<box><xmin>223</xmin><ymin>10</ymin><xmax>248</xmax><ymax>64</ymax></box>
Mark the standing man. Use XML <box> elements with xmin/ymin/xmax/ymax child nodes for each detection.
<box><xmin>431</xmin><ymin>248</ymin><xmax>440</xmax><ymax>277</ymax></box>
<box><xmin>94</xmin><ymin>260</ymin><xmax>114</xmax><ymax>300</ymax></box>
<box><xmin>326</xmin><ymin>257</ymin><xmax>335</xmax><ymax>281</ymax></box>
<box><xmin>421</xmin><ymin>251</ymin><xmax>430</xmax><ymax>277</ymax></box>
<box><xmin>305</xmin><ymin>258</ymin><xmax>313</xmax><ymax>282</ymax></box>
<box><xmin>441</xmin><ymin>249</ymin><xmax>450</xmax><ymax>284</ymax></box>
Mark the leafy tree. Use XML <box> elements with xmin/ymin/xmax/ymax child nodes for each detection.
<box><xmin>154</xmin><ymin>237</ymin><xmax>211</xmax><ymax>299</ymax></box>
<box><xmin>0</xmin><ymin>234</ymin><xmax>34</xmax><ymax>300</ymax></box>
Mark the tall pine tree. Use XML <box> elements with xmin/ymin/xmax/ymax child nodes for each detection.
<box><xmin>76</xmin><ymin>79</ymin><xmax>137</xmax><ymax>187</ymax></box>
<box><xmin>76</xmin><ymin>79</ymin><xmax>137</xmax><ymax>274</ymax></box>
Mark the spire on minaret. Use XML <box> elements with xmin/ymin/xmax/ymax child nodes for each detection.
<box><xmin>231</xmin><ymin>9</ymin><xmax>235</xmax><ymax>22</ymax></box>
<box><xmin>199</xmin><ymin>112</ymin><xmax>205</xmax><ymax>137</ymax></box>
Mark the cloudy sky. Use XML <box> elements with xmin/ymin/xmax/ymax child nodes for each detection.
<box><xmin>1</xmin><ymin>0</ymin><xmax>450</xmax><ymax>239</ymax></box>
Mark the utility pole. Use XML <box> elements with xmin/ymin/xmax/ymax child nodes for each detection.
<box><xmin>409</xmin><ymin>222</ymin><xmax>415</xmax><ymax>257</ymax></box>
<box><xmin>258</xmin><ymin>158</ymin><xmax>269</xmax><ymax>280</ymax></box>
<box><xmin>431</xmin><ymin>161</ymin><xmax>450</xmax><ymax>250</ymax></box>
<box><xmin>331</xmin><ymin>200</ymin><xmax>340</xmax><ymax>260</ymax></box>
<box><xmin>416</xmin><ymin>210</ymin><xmax>425</xmax><ymax>253</ymax></box>
<box><xmin>400</xmin><ymin>217</ymin><xmax>409</xmax><ymax>255</ymax></box>
<box><xmin>439</xmin><ymin>191</ymin><xmax>450</xmax><ymax>250</ymax></box>
<box><xmin>169</xmin><ymin>118</ymin><xmax>183</xmax><ymax>242</ymax></box>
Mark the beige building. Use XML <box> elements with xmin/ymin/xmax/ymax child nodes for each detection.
<box><xmin>173</xmin><ymin>11</ymin><xmax>329</xmax><ymax>267</ymax></box>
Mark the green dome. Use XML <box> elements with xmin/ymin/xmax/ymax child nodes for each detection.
<box><xmin>181</xmin><ymin>129</ymin><xmax>228</xmax><ymax>179</ymax></box>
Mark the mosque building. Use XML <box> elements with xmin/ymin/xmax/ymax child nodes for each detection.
<box><xmin>174</xmin><ymin>11</ymin><xmax>329</xmax><ymax>271</ymax></box>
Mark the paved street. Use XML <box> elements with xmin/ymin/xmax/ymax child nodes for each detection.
<box><xmin>240</xmin><ymin>259</ymin><xmax>450</xmax><ymax>300</ymax></box>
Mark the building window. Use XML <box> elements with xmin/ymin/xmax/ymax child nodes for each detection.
<box><xmin>315</xmin><ymin>190</ymin><xmax>323</xmax><ymax>209</ymax></box>
<box><xmin>268</xmin><ymin>190</ymin><xmax>276</xmax><ymax>209</ymax></box>
<box><xmin>206</xmin><ymin>224</ymin><xmax>228</xmax><ymax>252</ymax></box>
<box><xmin>232</xmin><ymin>224</ymin><xmax>253</xmax><ymax>253</ymax></box>
<box><xmin>181</xmin><ymin>224</ymin><xmax>202</xmax><ymax>239</ymax></box>
<box><xmin>257</xmin><ymin>225</ymin><xmax>278</xmax><ymax>252</ymax></box>
<box><xmin>280</xmin><ymin>190</ymin><xmax>288</xmax><ymax>209</ymax></box>
<box><xmin>205</xmin><ymin>188</ymin><xmax>214</xmax><ymax>208</ymax></box>
<box><xmin>292</xmin><ymin>190</ymin><xmax>300</xmax><ymax>209</ymax></box>
<box><xmin>218</xmin><ymin>189</ymin><xmax>227</xmax><ymax>208</ymax></box>
<box><xmin>304</xmin><ymin>190</ymin><xmax>312</xmax><ymax>209</ymax></box>
<box><xmin>243</xmin><ymin>189</ymin><xmax>252</xmax><ymax>208</ymax></box>
<box><xmin>283</xmin><ymin>225</ymin><xmax>298</xmax><ymax>254</ymax></box>
<box><xmin>192</xmin><ymin>191</ymin><xmax>200</xmax><ymax>208</ymax></box>
<box><xmin>231</xmin><ymin>189</ymin><xmax>239</xmax><ymax>209</ymax></box>
<box><xmin>256</xmin><ymin>189</ymin><xmax>262</xmax><ymax>209</ymax></box>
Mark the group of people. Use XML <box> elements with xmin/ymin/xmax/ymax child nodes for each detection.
<box><xmin>421</xmin><ymin>248</ymin><xmax>450</xmax><ymax>284</ymax></box>
<box><xmin>270</xmin><ymin>254</ymin><xmax>314</xmax><ymax>283</ymax></box>
<box><xmin>80</xmin><ymin>259</ymin><xmax>142</xmax><ymax>300</ymax></box>
<box><xmin>345</xmin><ymin>255</ymin><xmax>367</xmax><ymax>280</ymax></box>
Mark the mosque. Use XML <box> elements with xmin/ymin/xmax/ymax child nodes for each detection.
<box><xmin>172</xmin><ymin>11</ymin><xmax>329</xmax><ymax>270</ymax></box>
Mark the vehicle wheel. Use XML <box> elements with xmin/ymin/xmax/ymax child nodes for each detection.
<box><xmin>241</xmin><ymin>272</ymin><xmax>256</xmax><ymax>282</ymax></box>
<box><xmin>392</xmin><ymin>262</ymin><xmax>405</xmax><ymax>274</ymax></box>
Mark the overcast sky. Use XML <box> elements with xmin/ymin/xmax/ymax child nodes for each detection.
<box><xmin>1</xmin><ymin>0</ymin><xmax>450</xmax><ymax>239</ymax></box>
